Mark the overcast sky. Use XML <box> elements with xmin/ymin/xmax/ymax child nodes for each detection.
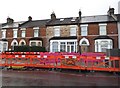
<box><xmin>0</xmin><ymin>0</ymin><xmax>120</xmax><ymax>23</ymax></box>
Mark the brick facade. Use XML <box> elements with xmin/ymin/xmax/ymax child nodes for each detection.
<box><xmin>0</xmin><ymin>8</ymin><xmax>120</xmax><ymax>53</ymax></box>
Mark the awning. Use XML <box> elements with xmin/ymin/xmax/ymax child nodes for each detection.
<box><xmin>94</xmin><ymin>36</ymin><xmax>113</xmax><ymax>40</ymax></box>
<box><xmin>49</xmin><ymin>36</ymin><xmax>77</xmax><ymax>41</ymax></box>
<box><xmin>29</xmin><ymin>37</ymin><xmax>43</xmax><ymax>41</ymax></box>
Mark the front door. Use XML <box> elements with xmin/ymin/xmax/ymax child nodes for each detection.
<box><xmin>81</xmin><ymin>46</ymin><xmax>88</xmax><ymax>53</ymax></box>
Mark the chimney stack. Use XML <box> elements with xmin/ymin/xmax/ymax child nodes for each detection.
<box><xmin>107</xmin><ymin>7</ymin><xmax>115</xmax><ymax>16</ymax></box>
<box><xmin>28</xmin><ymin>16</ymin><xmax>32</xmax><ymax>21</ymax></box>
<box><xmin>7</xmin><ymin>17</ymin><xmax>14</xmax><ymax>24</ymax></box>
<box><xmin>51</xmin><ymin>11</ymin><xmax>56</xmax><ymax>20</ymax></box>
<box><xmin>79</xmin><ymin>9</ymin><xmax>82</xmax><ymax>20</ymax></box>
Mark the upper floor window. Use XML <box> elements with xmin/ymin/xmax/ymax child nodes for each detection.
<box><xmin>99</xmin><ymin>23</ymin><xmax>107</xmax><ymax>35</ymax></box>
<box><xmin>21</xmin><ymin>30</ymin><xmax>26</xmax><ymax>37</ymax></box>
<box><xmin>21</xmin><ymin>28</ymin><xmax>26</xmax><ymax>37</ymax></box>
<box><xmin>81</xmin><ymin>24</ymin><xmax>88</xmax><ymax>36</ymax></box>
<box><xmin>13</xmin><ymin>29</ymin><xmax>18</xmax><ymax>38</ymax></box>
<box><xmin>70</xmin><ymin>26</ymin><xmax>77</xmax><ymax>36</ymax></box>
<box><xmin>1</xmin><ymin>30</ymin><xmax>6</xmax><ymax>38</ymax></box>
<box><xmin>54</xmin><ymin>26</ymin><xmax>60</xmax><ymax>36</ymax></box>
<box><xmin>33</xmin><ymin>27</ymin><xmax>39</xmax><ymax>37</ymax></box>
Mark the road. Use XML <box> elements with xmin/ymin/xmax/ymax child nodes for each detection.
<box><xmin>1</xmin><ymin>69</ymin><xmax>120</xmax><ymax>87</ymax></box>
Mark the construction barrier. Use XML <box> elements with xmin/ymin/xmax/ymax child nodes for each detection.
<box><xmin>0</xmin><ymin>52</ymin><xmax>120</xmax><ymax>72</ymax></box>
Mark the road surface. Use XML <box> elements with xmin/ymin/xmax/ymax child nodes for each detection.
<box><xmin>1</xmin><ymin>69</ymin><xmax>120</xmax><ymax>87</ymax></box>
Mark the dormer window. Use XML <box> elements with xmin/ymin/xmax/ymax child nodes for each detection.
<box><xmin>71</xmin><ymin>17</ymin><xmax>76</xmax><ymax>22</ymax></box>
<box><xmin>60</xmin><ymin>19</ymin><xmax>64</xmax><ymax>21</ymax></box>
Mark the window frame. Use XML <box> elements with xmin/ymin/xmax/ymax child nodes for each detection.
<box><xmin>54</xmin><ymin>26</ymin><xmax>60</xmax><ymax>37</ymax></box>
<box><xmin>1</xmin><ymin>30</ymin><xmax>6</xmax><ymax>38</ymax></box>
<box><xmin>33</xmin><ymin>27</ymin><xmax>39</xmax><ymax>37</ymax></box>
<box><xmin>13</xmin><ymin>29</ymin><xmax>18</xmax><ymax>38</ymax></box>
<box><xmin>21</xmin><ymin>28</ymin><xmax>26</xmax><ymax>37</ymax></box>
<box><xmin>99</xmin><ymin>23</ymin><xmax>107</xmax><ymax>35</ymax></box>
<box><xmin>80</xmin><ymin>24</ymin><xmax>88</xmax><ymax>36</ymax></box>
<box><xmin>70</xmin><ymin>26</ymin><xmax>77</xmax><ymax>36</ymax></box>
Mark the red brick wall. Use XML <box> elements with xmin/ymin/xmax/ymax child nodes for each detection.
<box><xmin>107</xmin><ymin>22</ymin><xmax>118</xmax><ymax>34</ymax></box>
<box><xmin>88</xmin><ymin>23</ymin><xmax>99</xmax><ymax>35</ymax></box>
<box><xmin>5</xmin><ymin>26</ymin><xmax>46</xmax><ymax>50</ymax></box>
<box><xmin>78</xmin><ymin>22</ymin><xmax>118</xmax><ymax>53</ymax></box>
<box><xmin>26</xmin><ymin>28</ymin><xmax>33</xmax><ymax>37</ymax></box>
<box><xmin>6</xmin><ymin>29</ymin><xmax>13</xmax><ymax>38</ymax></box>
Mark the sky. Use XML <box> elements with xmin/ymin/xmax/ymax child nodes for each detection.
<box><xmin>0</xmin><ymin>0</ymin><xmax>120</xmax><ymax>23</ymax></box>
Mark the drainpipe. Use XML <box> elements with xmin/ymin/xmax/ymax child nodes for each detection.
<box><xmin>118</xmin><ymin>1</ymin><xmax>120</xmax><ymax>49</ymax></box>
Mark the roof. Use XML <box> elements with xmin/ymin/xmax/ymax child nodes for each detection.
<box><xmin>1</xmin><ymin>14</ymin><xmax>119</xmax><ymax>29</ymax></box>
<box><xmin>2</xmin><ymin>21</ymin><xmax>24</xmax><ymax>29</ymax></box>
<box><xmin>80</xmin><ymin>15</ymin><xmax>116</xmax><ymax>23</ymax></box>
<box><xmin>20</xmin><ymin>19</ymin><xmax>50</xmax><ymax>28</ymax></box>
<box><xmin>46</xmin><ymin>15</ymin><xmax>118</xmax><ymax>26</ymax></box>
<box><xmin>47</xmin><ymin>17</ymin><xmax>79</xmax><ymax>26</ymax></box>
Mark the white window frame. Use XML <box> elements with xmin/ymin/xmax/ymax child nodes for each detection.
<box><xmin>33</xmin><ymin>27</ymin><xmax>39</xmax><ymax>37</ymax></box>
<box><xmin>79</xmin><ymin>37</ymin><xmax>90</xmax><ymax>46</ymax></box>
<box><xmin>50</xmin><ymin>39</ymin><xmax>77</xmax><ymax>53</ymax></box>
<box><xmin>19</xmin><ymin>39</ymin><xmax>26</xmax><ymax>46</ymax></box>
<box><xmin>29</xmin><ymin>40</ymin><xmax>42</xmax><ymax>46</ymax></box>
<box><xmin>70</xmin><ymin>25</ymin><xmax>77</xmax><ymax>36</ymax></box>
<box><xmin>21</xmin><ymin>28</ymin><xmax>26</xmax><ymax>37</ymax></box>
<box><xmin>54</xmin><ymin>26</ymin><xmax>60</xmax><ymax>36</ymax></box>
<box><xmin>13</xmin><ymin>29</ymin><xmax>18</xmax><ymax>38</ymax></box>
<box><xmin>11</xmin><ymin>39</ymin><xmax>18</xmax><ymax>50</ymax></box>
<box><xmin>1</xmin><ymin>30</ymin><xmax>6</xmax><ymax>38</ymax></box>
<box><xmin>99</xmin><ymin>23</ymin><xmax>107</xmax><ymax>35</ymax></box>
<box><xmin>81</xmin><ymin>24</ymin><xmax>88</xmax><ymax>36</ymax></box>
<box><xmin>0</xmin><ymin>41</ymin><xmax>8</xmax><ymax>52</ymax></box>
<box><xmin>95</xmin><ymin>39</ymin><xmax>113</xmax><ymax>52</ymax></box>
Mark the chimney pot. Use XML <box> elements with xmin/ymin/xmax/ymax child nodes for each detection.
<box><xmin>28</xmin><ymin>16</ymin><xmax>32</xmax><ymax>21</ymax></box>
<box><xmin>108</xmin><ymin>7</ymin><xmax>115</xmax><ymax>16</ymax></box>
<box><xmin>51</xmin><ymin>12</ymin><xmax>56</xmax><ymax>20</ymax></box>
<box><xmin>7</xmin><ymin>17</ymin><xmax>14</xmax><ymax>24</ymax></box>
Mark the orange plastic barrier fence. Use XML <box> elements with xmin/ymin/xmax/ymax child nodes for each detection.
<box><xmin>0</xmin><ymin>52</ymin><xmax>120</xmax><ymax>72</ymax></box>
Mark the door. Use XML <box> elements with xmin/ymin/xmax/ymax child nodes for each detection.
<box><xmin>81</xmin><ymin>46</ymin><xmax>88</xmax><ymax>53</ymax></box>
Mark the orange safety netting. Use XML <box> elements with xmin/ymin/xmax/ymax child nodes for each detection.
<box><xmin>0</xmin><ymin>52</ymin><xmax>120</xmax><ymax>72</ymax></box>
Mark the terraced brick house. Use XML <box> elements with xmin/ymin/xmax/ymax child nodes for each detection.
<box><xmin>0</xmin><ymin>16</ymin><xmax>49</xmax><ymax>52</ymax></box>
<box><xmin>0</xmin><ymin>17</ymin><xmax>24</xmax><ymax>52</ymax></box>
<box><xmin>78</xmin><ymin>8</ymin><xmax>119</xmax><ymax>53</ymax></box>
<box><xmin>46</xmin><ymin>8</ymin><xmax>120</xmax><ymax>53</ymax></box>
<box><xmin>19</xmin><ymin>16</ymin><xmax>49</xmax><ymax>48</ymax></box>
<box><xmin>0</xmin><ymin>7</ymin><xmax>120</xmax><ymax>53</ymax></box>
<box><xmin>46</xmin><ymin>12</ymin><xmax>79</xmax><ymax>52</ymax></box>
